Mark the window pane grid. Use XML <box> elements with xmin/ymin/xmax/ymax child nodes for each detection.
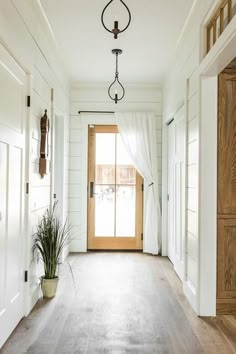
<box><xmin>207</xmin><ymin>0</ymin><xmax>235</xmax><ymax>54</ymax></box>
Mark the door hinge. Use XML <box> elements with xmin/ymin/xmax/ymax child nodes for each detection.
<box><xmin>167</xmin><ymin>194</ymin><xmax>169</xmax><ymax>201</ymax></box>
<box><xmin>54</xmin><ymin>193</ymin><xmax>56</xmax><ymax>199</ymax></box>
<box><xmin>24</xmin><ymin>270</ymin><xmax>28</xmax><ymax>283</ymax></box>
<box><xmin>141</xmin><ymin>184</ymin><xmax>144</xmax><ymax>191</ymax></box>
<box><xmin>27</xmin><ymin>95</ymin><xmax>31</xmax><ymax>107</ymax></box>
<box><xmin>26</xmin><ymin>182</ymin><xmax>29</xmax><ymax>194</ymax></box>
<box><xmin>141</xmin><ymin>233</ymin><xmax>143</xmax><ymax>241</ymax></box>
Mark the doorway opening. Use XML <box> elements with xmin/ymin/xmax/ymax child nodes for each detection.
<box><xmin>87</xmin><ymin>125</ymin><xmax>143</xmax><ymax>250</ymax></box>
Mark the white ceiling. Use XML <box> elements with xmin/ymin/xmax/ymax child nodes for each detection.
<box><xmin>40</xmin><ymin>0</ymin><xmax>195</xmax><ymax>84</ymax></box>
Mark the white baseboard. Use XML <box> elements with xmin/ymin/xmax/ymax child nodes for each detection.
<box><xmin>183</xmin><ymin>280</ymin><xmax>199</xmax><ymax>315</ymax></box>
<box><xmin>25</xmin><ymin>283</ymin><xmax>40</xmax><ymax>316</ymax></box>
<box><xmin>69</xmin><ymin>238</ymin><xmax>87</xmax><ymax>252</ymax></box>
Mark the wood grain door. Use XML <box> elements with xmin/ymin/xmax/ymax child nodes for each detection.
<box><xmin>0</xmin><ymin>44</ymin><xmax>26</xmax><ymax>348</ymax></box>
<box><xmin>87</xmin><ymin>125</ymin><xmax>143</xmax><ymax>250</ymax></box>
<box><xmin>217</xmin><ymin>67</ymin><xmax>236</xmax><ymax>314</ymax></box>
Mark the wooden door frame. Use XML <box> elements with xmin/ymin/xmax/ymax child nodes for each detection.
<box><xmin>80</xmin><ymin>115</ymin><xmax>147</xmax><ymax>253</ymax></box>
<box><xmin>87</xmin><ymin>124</ymin><xmax>143</xmax><ymax>250</ymax></box>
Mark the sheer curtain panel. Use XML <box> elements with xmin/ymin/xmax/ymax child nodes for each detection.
<box><xmin>116</xmin><ymin>112</ymin><xmax>161</xmax><ymax>254</ymax></box>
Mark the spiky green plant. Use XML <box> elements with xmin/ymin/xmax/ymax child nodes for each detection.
<box><xmin>33</xmin><ymin>202</ymin><xmax>72</xmax><ymax>279</ymax></box>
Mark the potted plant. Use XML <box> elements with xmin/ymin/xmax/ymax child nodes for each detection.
<box><xmin>33</xmin><ymin>202</ymin><xmax>72</xmax><ymax>299</ymax></box>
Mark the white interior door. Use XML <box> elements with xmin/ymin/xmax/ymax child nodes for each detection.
<box><xmin>174</xmin><ymin>107</ymin><xmax>186</xmax><ymax>281</ymax></box>
<box><xmin>168</xmin><ymin>120</ymin><xmax>175</xmax><ymax>264</ymax></box>
<box><xmin>0</xmin><ymin>44</ymin><xmax>27</xmax><ymax>348</ymax></box>
<box><xmin>54</xmin><ymin>114</ymin><xmax>64</xmax><ymax>217</ymax></box>
<box><xmin>167</xmin><ymin>106</ymin><xmax>186</xmax><ymax>281</ymax></box>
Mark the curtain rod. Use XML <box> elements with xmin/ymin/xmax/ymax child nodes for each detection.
<box><xmin>78</xmin><ymin>110</ymin><xmax>115</xmax><ymax>114</ymax></box>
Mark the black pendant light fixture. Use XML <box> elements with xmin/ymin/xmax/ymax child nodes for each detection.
<box><xmin>101</xmin><ymin>0</ymin><xmax>131</xmax><ymax>39</ymax></box>
<box><xmin>108</xmin><ymin>49</ymin><xmax>125</xmax><ymax>104</ymax></box>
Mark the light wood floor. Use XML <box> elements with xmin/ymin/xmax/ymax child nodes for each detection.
<box><xmin>1</xmin><ymin>253</ymin><xmax>236</xmax><ymax>354</ymax></box>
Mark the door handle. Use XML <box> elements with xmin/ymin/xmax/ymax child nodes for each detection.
<box><xmin>90</xmin><ymin>182</ymin><xmax>94</xmax><ymax>198</ymax></box>
<box><xmin>90</xmin><ymin>182</ymin><xmax>98</xmax><ymax>198</ymax></box>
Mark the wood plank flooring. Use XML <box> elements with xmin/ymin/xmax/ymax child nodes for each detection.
<box><xmin>1</xmin><ymin>253</ymin><xmax>236</xmax><ymax>354</ymax></box>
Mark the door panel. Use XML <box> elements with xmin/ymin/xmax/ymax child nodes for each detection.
<box><xmin>88</xmin><ymin>125</ymin><xmax>143</xmax><ymax>250</ymax></box>
<box><xmin>0</xmin><ymin>44</ymin><xmax>26</xmax><ymax>348</ymax></box>
<box><xmin>168</xmin><ymin>107</ymin><xmax>186</xmax><ymax>282</ymax></box>
<box><xmin>218</xmin><ymin>74</ymin><xmax>236</xmax><ymax>215</ymax></box>
<box><xmin>218</xmin><ymin>219</ymin><xmax>236</xmax><ymax>300</ymax></box>
<box><xmin>168</xmin><ymin>121</ymin><xmax>175</xmax><ymax>264</ymax></box>
<box><xmin>0</xmin><ymin>142</ymin><xmax>7</xmax><ymax>313</ymax></box>
<box><xmin>7</xmin><ymin>147</ymin><xmax>23</xmax><ymax>300</ymax></box>
<box><xmin>217</xmin><ymin>69</ymin><xmax>236</xmax><ymax>314</ymax></box>
<box><xmin>174</xmin><ymin>112</ymin><xmax>186</xmax><ymax>281</ymax></box>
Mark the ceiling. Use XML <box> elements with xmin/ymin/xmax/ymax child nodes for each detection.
<box><xmin>40</xmin><ymin>0</ymin><xmax>195</xmax><ymax>84</ymax></box>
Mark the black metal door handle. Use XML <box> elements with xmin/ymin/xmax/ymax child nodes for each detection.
<box><xmin>89</xmin><ymin>182</ymin><xmax>98</xmax><ymax>198</ymax></box>
<box><xmin>90</xmin><ymin>182</ymin><xmax>94</xmax><ymax>198</ymax></box>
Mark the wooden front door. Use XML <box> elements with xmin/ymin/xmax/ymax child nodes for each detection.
<box><xmin>217</xmin><ymin>60</ymin><xmax>236</xmax><ymax>314</ymax></box>
<box><xmin>87</xmin><ymin>125</ymin><xmax>143</xmax><ymax>250</ymax></box>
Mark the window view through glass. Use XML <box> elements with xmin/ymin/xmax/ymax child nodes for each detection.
<box><xmin>95</xmin><ymin>132</ymin><xmax>136</xmax><ymax>237</ymax></box>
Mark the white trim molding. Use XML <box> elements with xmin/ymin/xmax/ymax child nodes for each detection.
<box><xmin>198</xmin><ymin>16</ymin><xmax>236</xmax><ymax>315</ymax></box>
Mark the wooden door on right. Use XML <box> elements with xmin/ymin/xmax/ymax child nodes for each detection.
<box><xmin>217</xmin><ymin>60</ymin><xmax>236</xmax><ymax>314</ymax></box>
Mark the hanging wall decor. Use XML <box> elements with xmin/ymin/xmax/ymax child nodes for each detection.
<box><xmin>101</xmin><ymin>0</ymin><xmax>131</xmax><ymax>39</ymax></box>
<box><xmin>108</xmin><ymin>49</ymin><xmax>125</xmax><ymax>104</ymax></box>
<box><xmin>39</xmin><ymin>109</ymin><xmax>50</xmax><ymax>178</ymax></box>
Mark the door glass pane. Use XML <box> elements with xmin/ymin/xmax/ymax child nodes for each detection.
<box><xmin>94</xmin><ymin>132</ymin><xmax>137</xmax><ymax>238</ymax></box>
<box><xmin>116</xmin><ymin>185</ymin><xmax>136</xmax><ymax>237</ymax></box>
<box><xmin>95</xmin><ymin>133</ymin><xmax>116</xmax><ymax>237</ymax></box>
<box><xmin>95</xmin><ymin>133</ymin><xmax>115</xmax><ymax>184</ymax></box>
<box><xmin>95</xmin><ymin>185</ymin><xmax>115</xmax><ymax>237</ymax></box>
<box><xmin>116</xmin><ymin>134</ymin><xmax>136</xmax><ymax>237</ymax></box>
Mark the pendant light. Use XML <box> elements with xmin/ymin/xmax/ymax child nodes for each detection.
<box><xmin>108</xmin><ymin>49</ymin><xmax>125</xmax><ymax>104</ymax></box>
<box><xmin>101</xmin><ymin>0</ymin><xmax>131</xmax><ymax>39</ymax></box>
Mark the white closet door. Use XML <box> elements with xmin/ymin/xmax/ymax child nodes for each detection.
<box><xmin>0</xmin><ymin>43</ymin><xmax>27</xmax><ymax>348</ymax></box>
<box><xmin>174</xmin><ymin>107</ymin><xmax>186</xmax><ymax>281</ymax></box>
<box><xmin>167</xmin><ymin>106</ymin><xmax>186</xmax><ymax>282</ymax></box>
<box><xmin>168</xmin><ymin>120</ymin><xmax>175</xmax><ymax>264</ymax></box>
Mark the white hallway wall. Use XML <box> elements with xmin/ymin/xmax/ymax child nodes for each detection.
<box><xmin>68</xmin><ymin>84</ymin><xmax>162</xmax><ymax>252</ymax></box>
<box><xmin>0</xmin><ymin>0</ymin><xmax>70</xmax><ymax>313</ymax></box>
<box><xmin>163</xmin><ymin>0</ymin><xmax>222</xmax><ymax>314</ymax></box>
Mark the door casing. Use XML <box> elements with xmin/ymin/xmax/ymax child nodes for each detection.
<box><xmin>87</xmin><ymin>125</ymin><xmax>143</xmax><ymax>250</ymax></box>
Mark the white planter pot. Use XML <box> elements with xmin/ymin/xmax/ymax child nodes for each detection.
<box><xmin>41</xmin><ymin>277</ymin><xmax>59</xmax><ymax>299</ymax></box>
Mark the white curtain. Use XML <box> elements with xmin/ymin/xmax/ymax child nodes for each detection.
<box><xmin>116</xmin><ymin>112</ymin><xmax>161</xmax><ymax>254</ymax></box>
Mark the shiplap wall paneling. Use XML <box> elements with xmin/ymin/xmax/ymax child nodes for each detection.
<box><xmin>162</xmin><ymin>0</ymin><xmax>215</xmax><ymax>312</ymax></box>
<box><xmin>69</xmin><ymin>85</ymin><xmax>162</xmax><ymax>252</ymax></box>
<box><xmin>0</xmin><ymin>0</ymin><xmax>70</xmax><ymax>317</ymax></box>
